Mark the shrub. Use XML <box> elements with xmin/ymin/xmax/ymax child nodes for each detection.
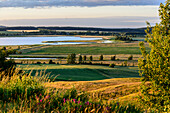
<box><xmin>99</xmin><ymin>55</ymin><xmax>103</xmax><ymax>60</ymax></box>
<box><xmin>78</xmin><ymin>55</ymin><xmax>82</xmax><ymax>64</ymax></box>
<box><xmin>89</xmin><ymin>55</ymin><xmax>93</xmax><ymax>61</ymax></box>
<box><xmin>128</xmin><ymin>55</ymin><xmax>133</xmax><ymax>60</ymax></box>
<box><xmin>111</xmin><ymin>56</ymin><xmax>116</xmax><ymax>60</ymax></box>
<box><xmin>49</xmin><ymin>60</ymin><xmax>55</xmax><ymax>64</ymax></box>
<box><xmin>109</xmin><ymin>63</ymin><xmax>115</xmax><ymax>68</ymax></box>
<box><xmin>67</xmin><ymin>53</ymin><xmax>76</xmax><ymax>64</ymax></box>
<box><xmin>37</xmin><ymin>61</ymin><xmax>41</xmax><ymax>64</ymax></box>
<box><xmin>83</xmin><ymin>55</ymin><xmax>86</xmax><ymax>61</ymax></box>
<box><xmin>17</xmin><ymin>51</ymin><xmax>22</xmax><ymax>54</ymax></box>
<box><xmin>124</xmin><ymin>61</ymin><xmax>127</xmax><ymax>67</ymax></box>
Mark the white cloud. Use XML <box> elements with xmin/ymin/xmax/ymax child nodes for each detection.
<box><xmin>0</xmin><ymin>0</ymin><xmax>164</xmax><ymax>8</ymax></box>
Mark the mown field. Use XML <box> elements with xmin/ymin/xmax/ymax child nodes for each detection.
<box><xmin>23</xmin><ymin>46</ymin><xmax>150</xmax><ymax>55</ymax></box>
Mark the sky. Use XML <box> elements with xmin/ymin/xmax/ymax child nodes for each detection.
<box><xmin>0</xmin><ymin>0</ymin><xmax>165</xmax><ymax>28</ymax></box>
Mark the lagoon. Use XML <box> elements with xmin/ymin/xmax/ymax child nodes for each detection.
<box><xmin>0</xmin><ymin>36</ymin><xmax>102</xmax><ymax>46</ymax></box>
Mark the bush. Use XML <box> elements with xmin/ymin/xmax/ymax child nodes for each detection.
<box><xmin>67</xmin><ymin>53</ymin><xmax>76</xmax><ymax>64</ymax></box>
<box><xmin>89</xmin><ymin>55</ymin><xmax>93</xmax><ymax>61</ymax></box>
<box><xmin>111</xmin><ymin>56</ymin><xmax>116</xmax><ymax>60</ymax></box>
<box><xmin>99</xmin><ymin>55</ymin><xmax>103</xmax><ymax>60</ymax></box>
<box><xmin>49</xmin><ymin>60</ymin><xmax>55</xmax><ymax>64</ymax></box>
<box><xmin>109</xmin><ymin>63</ymin><xmax>115</xmax><ymax>68</ymax></box>
<box><xmin>128</xmin><ymin>55</ymin><xmax>133</xmax><ymax>60</ymax></box>
<box><xmin>124</xmin><ymin>61</ymin><xmax>127</xmax><ymax>67</ymax></box>
<box><xmin>83</xmin><ymin>55</ymin><xmax>86</xmax><ymax>61</ymax></box>
<box><xmin>37</xmin><ymin>61</ymin><xmax>41</xmax><ymax>64</ymax></box>
<box><xmin>78</xmin><ymin>55</ymin><xmax>82</xmax><ymax>64</ymax></box>
<box><xmin>17</xmin><ymin>51</ymin><xmax>22</xmax><ymax>54</ymax></box>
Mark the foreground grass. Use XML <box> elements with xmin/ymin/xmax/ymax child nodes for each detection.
<box><xmin>17</xmin><ymin>64</ymin><xmax>140</xmax><ymax>81</ymax></box>
<box><xmin>0</xmin><ymin>68</ymin><xmax>143</xmax><ymax>112</ymax></box>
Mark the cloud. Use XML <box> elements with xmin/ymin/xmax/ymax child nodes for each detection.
<box><xmin>0</xmin><ymin>16</ymin><xmax>160</xmax><ymax>28</ymax></box>
<box><xmin>0</xmin><ymin>0</ymin><xmax>164</xmax><ymax>8</ymax></box>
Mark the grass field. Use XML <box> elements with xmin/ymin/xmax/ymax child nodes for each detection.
<box><xmin>23</xmin><ymin>46</ymin><xmax>150</xmax><ymax>55</ymax></box>
<box><xmin>17</xmin><ymin>64</ymin><xmax>140</xmax><ymax>81</ymax></box>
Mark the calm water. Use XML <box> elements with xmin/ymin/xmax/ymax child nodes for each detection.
<box><xmin>0</xmin><ymin>36</ymin><xmax>102</xmax><ymax>45</ymax></box>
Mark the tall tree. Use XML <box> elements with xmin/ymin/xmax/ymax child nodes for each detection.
<box><xmin>67</xmin><ymin>53</ymin><xmax>76</xmax><ymax>64</ymax></box>
<box><xmin>138</xmin><ymin>0</ymin><xmax>170</xmax><ymax>112</ymax></box>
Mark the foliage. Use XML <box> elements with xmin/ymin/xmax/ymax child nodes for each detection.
<box><xmin>0</xmin><ymin>48</ymin><xmax>16</xmax><ymax>72</ymax></box>
<box><xmin>111</xmin><ymin>55</ymin><xmax>116</xmax><ymax>60</ymax></box>
<box><xmin>109</xmin><ymin>63</ymin><xmax>115</xmax><ymax>68</ymax></box>
<box><xmin>89</xmin><ymin>55</ymin><xmax>93</xmax><ymax>61</ymax></box>
<box><xmin>0</xmin><ymin>69</ymin><xmax>46</xmax><ymax>102</ymax></box>
<box><xmin>67</xmin><ymin>53</ymin><xmax>76</xmax><ymax>64</ymax></box>
<box><xmin>83</xmin><ymin>55</ymin><xmax>86</xmax><ymax>61</ymax></box>
<box><xmin>128</xmin><ymin>55</ymin><xmax>133</xmax><ymax>60</ymax></box>
<box><xmin>49</xmin><ymin>60</ymin><xmax>55</xmax><ymax>64</ymax></box>
<box><xmin>124</xmin><ymin>61</ymin><xmax>127</xmax><ymax>67</ymax></box>
<box><xmin>138</xmin><ymin>0</ymin><xmax>170</xmax><ymax>112</ymax></box>
<box><xmin>115</xmin><ymin>35</ymin><xmax>133</xmax><ymax>41</ymax></box>
<box><xmin>0</xmin><ymin>69</ymin><xmax>142</xmax><ymax>112</ymax></box>
<box><xmin>78</xmin><ymin>55</ymin><xmax>82</xmax><ymax>64</ymax></box>
<box><xmin>99</xmin><ymin>54</ymin><xmax>104</xmax><ymax>60</ymax></box>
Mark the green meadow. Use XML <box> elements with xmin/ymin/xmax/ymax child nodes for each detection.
<box><xmin>17</xmin><ymin>64</ymin><xmax>140</xmax><ymax>81</ymax></box>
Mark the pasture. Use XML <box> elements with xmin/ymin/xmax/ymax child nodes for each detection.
<box><xmin>17</xmin><ymin>64</ymin><xmax>140</xmax><ymax>81</ymax></box>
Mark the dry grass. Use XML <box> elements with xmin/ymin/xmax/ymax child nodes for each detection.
<box><xmin>45</xmin><ymin>78</ymin><xmax>141</xmax><ymax>104</ymax></box>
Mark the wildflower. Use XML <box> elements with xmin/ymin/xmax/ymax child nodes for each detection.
<box><xmin>40</xmin><ymin>94</ymin><xmax>42</xmax><ymax>96</ymax></box>
<box><xmin>49</xmin><ymin>102</ymin><xmax>50</xmax><ymax>104</ymax></box>
<box><xmin>38</xmin><ymin>103</ymin><xmax>40</xmax><ymax>105</ymax></box>
<box><xmin>40</xmin><ymin>99</ymin><xmax>43</xmax><ymax>102</ymax></box>
<box><xmin>73</xmin><ymin>99</ymin><xmax>76</xmax><ymax>103</ymax></box>
<box><xmin>85</xmin><ymin>101</ymin><xmax>89</xmax><ymax>105</ymax></box>
<box><xmin>63</xmin><ymin>98</ymin><xmax>66</xmax><ymax>103</ymax></box>
<box><xmin>78</xmin><ymin>100</ymin><xmax>81</xmax><ymax>104</ymax></box>
<box><xmin>106</xmin><ymin>107</ymin><xmax>109</xmax><ymax>110</ymax></box>
<box><xmin>36</xmin><ymin>96</ymin><xmax>38</xmax><ymax>99</ymax></box>
<box><xmin>80</xmin><ymin>105</ymin><xmax>82</xmax><ymax>108</ymax></box>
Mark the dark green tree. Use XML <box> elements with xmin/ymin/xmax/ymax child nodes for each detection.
<box><xmin>78</xmin><ymin>55</ymin><xmax>82</xmax><ymax>64</ymax></box>
<box><xmin>128</xmin><ymin>55</ymin><xmax>133</xmax><ymax>60</ymax></box>
<box><xmin>83</xmin><ymin>55</ymin><xmax>87</xmax><ymax>61</ymax></box>
<box><xmin>67</xmin><ymin>53</ymin><xmax>76</xmax><ymax>64</ymax></box>
<box><xmin>89</xmin><ymin>55</ymin><xmax>93</xmax><ymax>61</ymax></box>
<box><xmin>138</xmin><ymin>0</ymin><xmax>170</xmax><ymax>112</ymax></box>
<box><xmin>0</xmin><ymin>49</ymin><xmax>15</xmax><ymax>76</ymax></box>
<box><xmin>99</xmin><ymin>54</ymin><xmax>103</xmax><ymax>61</ymax></box>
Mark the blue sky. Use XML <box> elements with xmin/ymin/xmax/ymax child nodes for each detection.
<box><xmin>0</xmin><ymin>0</ymin><xmax>165</xmax><ymax>28</ymax></box>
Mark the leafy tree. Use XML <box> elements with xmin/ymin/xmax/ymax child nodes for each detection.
<box><xmin>0</xmin><ymin>49</ymin><xmax>15</xmax><ymax>77</ymax></box>
<box><xmin>138</xmin><ymin>0</ymin><xmax>170</xmax><ymax>112</ymax></box>
<box><xmin>128</xmin><ymin>55</ymin><xmax>133</xmax><ymax>60</ymax></box>
<box><xmin>67</xmin><ymin>53</ymin><xmax>76</xmax><ymax>64</ymax></box>
<box><xmin>78</xmin><ymin>55</ymin><xmax>82</xmax><ymax>64</ymax></box>
<box><xmin>83</xmin><ymin>55</ymin><xmax>87</xmax><ymax>61</ymax></box>
<box><xmin>111</xmin><ymin>56</ymin><xmax>116</xmax><ymax>61</ymax></box>
<box><xmin>89</xmin><ymin>55</ymin><xmax>93</xmax><ymax>61</ymax></box>
<box><xmin>99</xmin><ymin>54</ymin><xmax>103</xmax><ymax>61</ymax></box>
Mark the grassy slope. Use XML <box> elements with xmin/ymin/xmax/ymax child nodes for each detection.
<box><xmin>17</xmin><ymin>64</ymin><xmax>140</xmax><ymax>81</ymax></box>
<box><xmin>45</xmin><ymin>78</ymin><xmax>142</xmax><ymax>107</ymax></box>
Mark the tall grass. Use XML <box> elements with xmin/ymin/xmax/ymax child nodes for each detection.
<box><xmin>0</xmin><ymin>67</ymin><xmax>143</xmax><ymax>112</ymax></box>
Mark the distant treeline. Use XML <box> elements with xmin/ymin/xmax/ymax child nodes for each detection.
<box><xmin>0</xmin><ymin>26</ymin><xmax>146</xmax><ymax>32</ymax></box>
<box><xmin>0</xmin><ymin>26</ymin><xmax>147</xmax><ymax>36</ymax></box>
